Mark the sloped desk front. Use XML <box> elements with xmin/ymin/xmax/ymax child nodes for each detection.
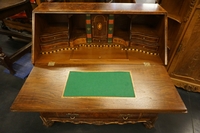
<box><xmin>11</xmin><ymin>65</ymin><xmax>186</xmax><ymax>128</ymax></box>
<box><xmin>11</xmin><ymin>3</ymin><xmax>186</xmax><ymax>128</ymax></box>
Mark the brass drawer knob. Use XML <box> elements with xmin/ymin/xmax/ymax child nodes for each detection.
<box><xmin>66</xmin><ymin>113</ymin><xmax>78</xmax><ymax>119</ymax></box>
<box><xmin>123</xmin><ymin>116</ymin><xmax>129</xmax><ymax>120</ymax></box>
<box><xmin>70</xmin><ymin>116</ymin><xmax>76</xmax><ymax>119</ymax></box>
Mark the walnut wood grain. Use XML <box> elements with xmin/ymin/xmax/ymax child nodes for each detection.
<box><xmin>33</xmin><ymin>3</ymin><xmax>166</xmax><ymax>14</ymax></box>
<box><xmin>168</xmin><ymin>6</ymin><xmax>200</xmax><ymax>92</ymax></box>
<box><xmin>33</xmin><ymin>47</ymin><xmax>164</xmax><ymax>66</ymax></box>
<box><xmin>11</xmin><ymin>64</ymin><xmax>186</xmax><ymax>127</ymax></box>
<box><xmin>11</xmin><ymin>65</ymin><xmax>186</xmax><ymax>113</ymax></box>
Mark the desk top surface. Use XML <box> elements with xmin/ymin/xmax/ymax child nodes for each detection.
<box><xmin>33</xmin><ymin>3</ymin><xmax>167</xmax><ymax>14</ymax></box>
<box><xmin>11</xmin><ymin>64</ymin><xmax>186</xmax><ymax>113</ymax></box>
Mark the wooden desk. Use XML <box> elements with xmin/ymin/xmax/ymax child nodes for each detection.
<box><xmin>11</xmin><ymin>3</ymin><xmax>186</xmax><ymax>128</ymax></box>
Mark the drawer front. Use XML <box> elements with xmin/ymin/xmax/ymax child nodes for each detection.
<box><xmin>40</xmin><ymin>42</ymin><xmax>69</xmax><ymax>52</ymax></box>
<box><xmin>92</xmin><ymin>38</ymin><xmax>107</xmax><ymax>43</ymax></box>
<box><xmin>56</xmin><ymin>112</ymin><xmax>141</xmax><ymax>120</ymax></box>
<box><xmin>40</xmin><ymin>112</ymin><xmax>157</xmax><ymax>124</ymax></box>
<box><xmin>130</xmin><ymin>41</ymin><xmax>159</xmax><ymax>52</ymax></box>
<box><xmin>40</xmin><ymin>31</ymin><xmax>69</xmax><ymax>43</ymax></box>
<box><xmin>131</xmin><ymin>34</ymin><xmax>159</xmax><ymax>43</ymax></box>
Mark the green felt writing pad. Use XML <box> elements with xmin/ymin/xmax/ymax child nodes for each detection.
<box><xmin>63</xmin><ymin>71</ymin><xmax>135</xmax><ymax>97</ymax></box>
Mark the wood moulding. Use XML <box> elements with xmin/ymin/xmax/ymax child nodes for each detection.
<box><xmin>171</xmin><ymin>78</ymin><xmax>200</xmax><ymax>93</ymax></box>
<box><xmin>40</xmin><ymin>112</ymin><xmax>158</xmax><ymax>129</ymax></box>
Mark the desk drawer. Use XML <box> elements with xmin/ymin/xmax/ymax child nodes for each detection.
<box><xmin>40</xmin><ymin>112</ymin><xmax>157</xmax><ymax>125</ymax></box>
<box><xmin>40</xmin><ymin>42</ymin><xmax>69</xmax><ymax>52</ymax></box>
<box><xmin>40</xmin><ymin>31</ymin><xmax>69</xmax><ymax>43</ymax></box>
<box><xmin>130</xmin><ymin>41</ymin><xmax>159</xmax><ymax>52</ymax></box>
<box><xmin>131</xmin><ymin>34</ymin><xmax>159</xmax><ymax>43</ymax></box>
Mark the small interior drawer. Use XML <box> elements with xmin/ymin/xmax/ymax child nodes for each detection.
<box><xmin>131</xmin><ymin>34</ymin><xmax>159</xmax><ymax>43</ymax></box>
<box><xmin>40</xmin><ymin>31</ymin><xmax>69</xmax><ymax>43</ymax></box>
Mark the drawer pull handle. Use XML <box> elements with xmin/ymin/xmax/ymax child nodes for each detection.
<box><xmin>70</xmin><ymin>116</ymin><xmax>76</xmax><ymax>119</ymax></box>
<box><xmin>66</xmin><ymin>113</ymin><xmax>78</xmax><ymax>119</ymax></box>
<box><xmin>123</xmin><ymin>116</ymin><xmax>129</xmax><ymax>120</ymax></box>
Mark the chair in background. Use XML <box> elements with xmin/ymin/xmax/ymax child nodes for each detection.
<box><xmin>0</xmin><ymin>0</ymin><xmax>32</xmax><ymax>74</ymax></box>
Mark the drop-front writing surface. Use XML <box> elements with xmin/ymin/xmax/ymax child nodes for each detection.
<box><xmin>11</xmin><ymin>65</ymin><xmax>187</xmax><ymax>127</ymax></box>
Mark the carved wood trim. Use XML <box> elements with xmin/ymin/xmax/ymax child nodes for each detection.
<box><xmin>183</xmin><ymin>0</ymin><xmax>197</xmax><ymax>22</ymax></box>
<box><xmin>171</xmin><ymin>77</ymin><xmax>200</xmax><ymax>93</ymax></box>
<box><xmin>40</xmin><ymin>112</ymin><xmax>158</xmax><ymax>128</ymax></box>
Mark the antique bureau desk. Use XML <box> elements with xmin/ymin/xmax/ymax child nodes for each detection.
<box><xmin>11</xmin><ymin>2</ymin><xmax>187</xmax><ymax>128</ymax></box>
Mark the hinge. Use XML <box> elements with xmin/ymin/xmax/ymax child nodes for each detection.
<box><xmin>143</xmin><ymin>62</ymin><xmax>151</xmax><ymax>66</ymax></box>
<box><xmin>48</xmin><ymin>62</ymin><xmax>55</xmax><ymax>66</ymax></box>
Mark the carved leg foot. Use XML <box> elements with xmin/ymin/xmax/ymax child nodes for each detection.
<box><xmin>0</xmin><ymin>47</ymin><xmax>15</xmax><ymax>74</ymax></box>
<box><xmin>143</xmin><ymin>120</ymin><xmax>155</xmax><ymax>129</ymax></box>
<box><xmin>40</xmin><ymin>115</ymin><xmax>54</xmax><ymax>127</ymax></box>
<box><xmin>143</xmin><ymin>116</ymin><xmax>158</xmax><ymax>129</ymax></box>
